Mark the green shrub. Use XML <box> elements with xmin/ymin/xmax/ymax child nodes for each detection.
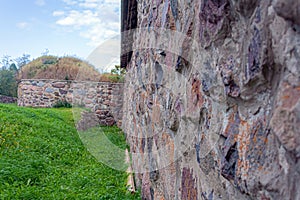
<box><xmin>109</xmin><ymin>65</ymin><xmax>125</xmax><ymax>83</ymax></box>
<box><xmin>52</xmin><ymin>100</ymin><xmax>72</xmax><ymax>108</ymax></box>
<box><xmin>110</xmin><ymin>65</ymin><xmax>126</xmax><ymax>76</ymax></box>
<box><xmin>42</xmin><ymin>58</ymin><xmax>57</xmax><ymax>65</ymax></box>
<box><xmin>108</xmin><ymin>74</ymin><xmax>125</xmax><ymax>83</ymax></box>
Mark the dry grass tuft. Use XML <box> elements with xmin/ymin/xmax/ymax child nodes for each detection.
<box><xmin>18</xmin><ymin>56</ymin><xmax>101</xmax><ymax>81</ymax></box>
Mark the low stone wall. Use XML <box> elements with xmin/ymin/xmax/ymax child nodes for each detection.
<box><xmin>0</xmin><ymin>95</ymin><xmax>17</xmax><ymax>104</ymax></box>
<box><xmin>18</xmin><ymin>79</ymin><xmax>124</xmax><ymax>126</ymax></box>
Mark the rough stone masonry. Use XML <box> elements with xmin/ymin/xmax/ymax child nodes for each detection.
<box><xmin>121</xmin><ymin>0</ymin><xmax>300</xmax><ymax>199</ymax></box>
<box><xmin>18</xmin><ymin>79</ymin><xmax>124</xmax><ymax>126</ymax></box>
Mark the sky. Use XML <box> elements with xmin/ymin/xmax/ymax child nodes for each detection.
<box><xmin>0</xmin><ymin>0</ymin><xmax>120</xmax><ymax>68</ymax></box>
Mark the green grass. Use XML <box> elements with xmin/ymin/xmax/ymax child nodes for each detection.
<box><xmin>0</xmin><ymin>103</ymin><xmax>140</xmax><ymax>200</ymax></box>
<box><xmin>78</xmin><ymin>126</ymin><xmax>130</xmax><ymax>172</ymax></box>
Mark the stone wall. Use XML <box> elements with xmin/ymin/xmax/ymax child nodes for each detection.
<box><xmin>18</xmin><ymin>79</ymin><xmax>124</xmax><ymax>126</ymax></box>
<box><xmin>121</xmin><ymin>0</ymin><xmax>300</xmax><ymax>199</ymax></box>
<box><xmin>0</xmin><ymin>95</ymin><xmax>17</xmax><ymax>104</ymax></box>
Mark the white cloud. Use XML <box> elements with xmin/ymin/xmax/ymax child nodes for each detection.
<box><xmin>54</xmin><ymin>0</ymin><xmax>120</xmax><ymax>47</ymax></box>
<box><xmin>80</xmin><ymin>22</ymin><xmax>119</xmax><ymax>46</ymax></box>
<box><xmin>56</xmin><ymin>10</ymin><xmax>100</xmax><ymax>26</ymax></box>
<box><xmin>62</xmin><ymin>0</ymin><xmax>77</xmax><ymax>5</ymax></box>
<box><xmin>53</xmin><ymin>11</ymin><xmax>65</xmax><ymax>17</ymax></box>
<box><xmin>79</xmin><ymin>0</ymin><xmax>99</xmax><ymax>8</ymax></box>
<box><xmin>35</xmin><ymin>0</ymin><xmax>46</xmax><ymax>6</ymax></box>
<box><xmin>16</xmin><ymin>22</ymin><xmax>30</xmax><ymax>30</ymax></box>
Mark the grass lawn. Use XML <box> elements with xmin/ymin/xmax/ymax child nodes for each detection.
<box><xmin>0</xmin><ymin>103</ymin><xmax>140</xmax><ymax>200</ymax></box>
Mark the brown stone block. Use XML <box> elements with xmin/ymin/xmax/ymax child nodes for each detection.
<box><xmin>52</xmin><ymin>82</ymin><xmax>66</xmax><ymax>88</ymax></box>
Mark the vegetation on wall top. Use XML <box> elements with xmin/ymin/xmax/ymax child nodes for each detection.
<box><xmin>18</xmin><ymin>56</ymin><xmax>125</xmax><ymax>83</ymax></box>
<box><xmin>18</xmin><ymin>55</ymin><xmax>101</xmax><ymax>81</ymax></box>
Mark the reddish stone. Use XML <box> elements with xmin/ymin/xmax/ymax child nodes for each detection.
<box><xmin>181</xmin><ymin>168</ymin><xmax>198</xmax><ymax>200</ymax></box>
<box><xmin>84</xmin><ymin>99</ymin><xmax>93</xmax><ymax>104</ymax></box>
<box><xmin>105</xmin><ymin>117</ymin><xmax>115</xmax><ymax>126</ymax></box>
<box><xmin>52</xmin><ymin>82</ymin><xmax>66</xmax><ymax>88</ymax></box>
<box><xmin>191</xmin><ymin>77</ymin><xmax>204</xmax><ymax>107</ymax></box>
<box><xmin>280</xmin><ymin>82</ymin><xmax>300</xmax><ymax>109</ymax></box>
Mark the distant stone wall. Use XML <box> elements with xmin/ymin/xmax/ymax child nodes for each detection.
<box><xmin>0</xmin><ymin>95</ymin><xmax>17</xmax><ymax>104</ymax></box>
<box><xmin>18</xmin><ymin>79</ymin><xmax>124</xmax><ymax>126</ymax></box>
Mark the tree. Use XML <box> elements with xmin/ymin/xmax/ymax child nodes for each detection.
<box><xmin>1</xmin><ymin>55</ymin><xmax>13</xmax><ymax>70</ymax></box>
<box><xmin>0</xmin><ymin>68</ymin><xmax>17</xmax><ymax>97</ymax></box>
<box><xmin>111</xmin><ymin>65</ymin><xmax>126</xmax><ymax>75</ymax></box>
<box><xmin>9</xmin><ymin>63</ymin><xmax>17</xmax><ymax>71</ymax></box>
<box><xmin>15</xmin><ymin>53</ymin><xmax>31</xmax><ymax>69</ymax></box>
<box><xmin>0</xmin><ymin>54</ymin><xmax>26</xmax><ymax>97</ymax></box>
<box><xmin>41</xmin><ymin>48</ymin><xmax>49</xmax><ymax>56</ymax></box>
